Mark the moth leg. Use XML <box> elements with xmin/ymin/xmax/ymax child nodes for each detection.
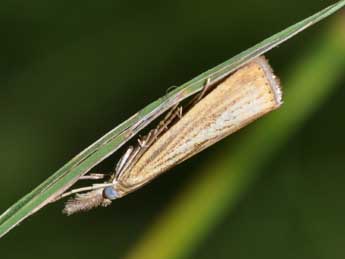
<box><xmin>59</xmin><ymin>183</ymin><xmax>113</xmax><ymax>199</ymax></box>
<box><xmin>189</xmin><ymin>78</ymin><xmax>213</xmax><ymax>106</ymax></box>
<box><xmin>177</xmin><ymin>106</ymin><xmax>183</xmax><ymax>118</ymax></box>
<box><xmin>138</xmin><ymin>130</ymin><xmax>154</xmax><ymax>147</ymax></box>
<box><xmin>79</xmin><ymin>173</ymin><xmax>107</xmax><ymax>180</ymax></box>
<box><xmin>115</xmin><ymin>146</ymin><xmax>134</xmax><ymax>173</ymax></box>
<box><xmin>139</xmin><ymin>103</ymin><xmax>182</xmax><ymax>147</ymax></box>
<box><xmin>157</xmin><ymin>104</ymin><xmax>183</xmax><ymax>131</ymax></box>
<box><xmin>156</xmin><ymin>103</ymin><xmax>180</xmax><ymax>131</ymax></box>
<box><xmin>114</xmin><ymin>145</ymin><xmax>141</xmax><ymax>180</ymax></box>
<box><xmin>164</xmin><ymin>78</ymin><xmax>213</xmax><ymax>127</ymax></box>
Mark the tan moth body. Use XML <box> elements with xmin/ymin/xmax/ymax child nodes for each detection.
<box><xmin>114</xmin><ymin>56</ymin><xmax>282</xmax><ymax>195</ymax></box>
<box><xmin>63</xmin><ymin>56</ymin><xmax>282</xmax><ymax>214</ymax></box>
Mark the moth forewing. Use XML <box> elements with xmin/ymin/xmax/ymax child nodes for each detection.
<box><xmin>116</xmin><ymin>56</ymin><xmax>282</xmax><ymax>193</ymax></box>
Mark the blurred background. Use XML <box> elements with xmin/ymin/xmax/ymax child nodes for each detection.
<box><xmin>1</xmin><ymin>0</ymin><xmax>345</xmax><ymax>258</ymax></box>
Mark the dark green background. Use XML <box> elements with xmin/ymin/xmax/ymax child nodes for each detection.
<box><xmin>1</xmin><ymin>1</ymin><xmax>344</xmax><ymax>258</ymax></box>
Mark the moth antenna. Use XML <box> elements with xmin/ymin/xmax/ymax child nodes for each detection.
<box><xmin>63</xmin><ymin>189</ymin><xmax>111</xmax><ymax>215</ymax></box>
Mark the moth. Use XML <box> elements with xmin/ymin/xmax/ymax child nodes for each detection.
<box><xmin>61</xmin><ymin>56</ymin><xmax>282</xmax><ymax>215</ymax></box>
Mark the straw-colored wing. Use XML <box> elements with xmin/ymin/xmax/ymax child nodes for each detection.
<box><xmin>118</xmin><ymin>56</ymin><xmax>282</xmax><ymax>192</ymax></box>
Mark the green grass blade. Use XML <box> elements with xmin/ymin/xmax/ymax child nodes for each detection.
<box><xmin>0</xmin><ymin>1</ymin><xmax>344</xmax><ymax>239</ymax></box>
<box><xmin>124</xmin><ymin>14</ymin><xmax>345</xmax><ymax>259</ymax></box>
